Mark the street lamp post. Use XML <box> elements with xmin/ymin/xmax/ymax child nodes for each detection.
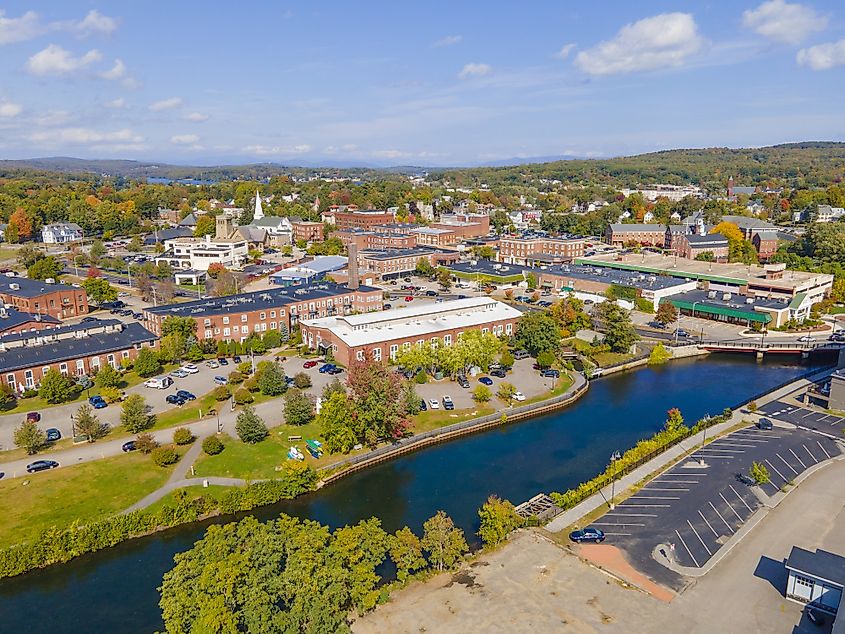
<box><xmin>609</xmin><ymin>450</ymin><xmax>621</xmax><ymax>510</ymax></box>
<box><xmin>699</xmin><ymin>414</ymin><xmax>710</xmax><ymax>467</ymax></box>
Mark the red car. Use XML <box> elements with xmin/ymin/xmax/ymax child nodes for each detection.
<box><xmin>303</xmin><ymin>360</ymin><xmax>318</xmax><ymax>369</ymax></box>
<box><xmin>26</xmin><ymin>411</ymin><xmax>41</xmax><ymax>423</ymax></box>
<box><xmin>404</xmin><ymin>296</ymin><xmax>413</xmax><ymax>302</ymax></box>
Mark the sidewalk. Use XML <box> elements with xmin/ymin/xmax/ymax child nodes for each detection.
<box><xmin>545</xmin><ymin>367</ymin><xmax>834</xmax><ymax>533</ymax></box>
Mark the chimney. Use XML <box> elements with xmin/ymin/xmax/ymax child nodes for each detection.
<box><xmin>347</xmin><ymin>242</ymin><xmax>359</xmax><ymax>290</ymax></box>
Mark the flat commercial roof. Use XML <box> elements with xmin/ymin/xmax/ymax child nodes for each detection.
<box><xmin>578</xmin><ymin>252</ymin><xmax>833</xmax><ymax>291</ymax></box>
<box><xmin>301</xmin><ymin>297</ymin><xmax>521</xmax><ymax>347</ymax></box>
<box><xmin>448</xmin><ymin>260</ymin><xmax>532</xmax><ymax>281</ymax></box>
<box><xmin>663</xmin><ymin>289</ymin><xmax>787</xmax><ymax>323</ymax></box>
<box><xmin>543</xmin><ymin>263</ymin><xmax>691</xmax><ymax>291</ymax></box>
<box><xmin>0</xmin><ymin>276</ymin><xmax>80</xmax><ymax>298</ymax></box>
<box><xmin>361</xmin><ymin>247</ymin><xmax>452</xmax><ymax>261</ymax></box>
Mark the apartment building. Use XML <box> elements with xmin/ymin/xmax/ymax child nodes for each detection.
<box><xmin>0</xmin><ymin>277</ymin><xmax>88</xmax><ymax>320</ymax></box>
<box><xmin>498</xmin><ymin>236</ymin><xmax>585</xmax><ymax>265</ymax></box>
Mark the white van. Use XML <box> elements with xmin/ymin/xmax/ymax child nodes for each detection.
<box><xmin>144</xmin><ymin>376</ymin><xmax>173</xmax><ymax>389</ymax></box>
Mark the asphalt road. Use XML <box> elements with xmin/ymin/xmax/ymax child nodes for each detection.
<box><xmin>595</xmin><ymin>424</ymin><xmax>843</xmax><ymax>590</ymax></box>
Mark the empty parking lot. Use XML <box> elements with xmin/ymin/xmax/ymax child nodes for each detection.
<box><xmin>757</xmin><ymin>399</ymin><xmax>845</xmax><ymax>433</ymax></box>
<box><xmin>591</xmin><ymin>425</ymin><xmax>842</xmax><ymax>589</ymax></box>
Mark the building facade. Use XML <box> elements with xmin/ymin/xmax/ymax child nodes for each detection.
<box><xmin>333</xmin><ymin>209</ymin><xmax>396</xmax><ymax>231</ymax></box>
<box><xmin>291</xmin><ymin>220</ymin><xmax>325</xmax><ymax>243</ymax></box>
<box><xmin>0</xmin><ymin>277</ymin><xmax>88</xmax><ymax>320</ymax></box>
<box><xmin>359</xmin><ymin>247</ymin><xmax>460</xmax><ymax>278</ymax></box>
<box><xmin>605</xmin><ymin>224</ymin><xmax>666</xmax><ymax>247</ymax></box>
<box><xmin>498</xmin><ymin>236</ymin><xmax>585</xmax><ymax>265</ymax></box>
<box><xmin>40</xmin><ymin>222</ymin><xmax>83</xmax><ymax>244</ymax></box>
<box><xmin>0</xmin><ymin>307</ymin><xmax>60</xmax><ymax>336</ymax></box>
<box><xmin>300</xmin><ymin>297</ymin><xmax>522</xmax><ymax>366</ymax></box>
<box><xmin>155</xmin><ymin>234</ymin><xmax>249</xmax><ymax>272</ymax></box>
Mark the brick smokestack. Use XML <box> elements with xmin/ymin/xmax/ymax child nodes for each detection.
<box><xmin>347</xmin><ymin>242</ymin><xmax>359</xmax><ymax>290</ymax></box>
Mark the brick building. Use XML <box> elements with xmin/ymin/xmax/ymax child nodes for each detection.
<box><xmin>498</xmin><ymin>236</ymin><xmax>585</xmax><ymax>265</ymax></box>
<box><xmin>300</xmin><ymin>297</ymin><xmax>522</xmax><ymax>366</ymax></box>
<box><xmin>334</xmin><ymin>229</ymin><xmax>418</xmax><ymax>251</ymax></box>
<box><xmin>604</xmin><ymin>224</ymin><xmax>666</xmax><ymax>247</ymax></box>
<box><xmin>674</xmin><ymin>233</ymin><xmax>730</xmax><ymax>262</ymax></box>
<box><xmin>752</xmin><ymin>229</ymin><xmax>779</xmax><ymax>261</ymax></box>
<box><xmin>359</xmin><ymin>247</ymin><xmax>460</xmax><ymax>278</ymax></box>
<box><xmin>411</xmin><ymin>226</ymin><xmax>457</xmax><ymax>246</ymax></box>
<box><xmin>143</xmin><ymin>282</ymin><xmax>383</xmax><ymax>343</ymax></box>
<box><xmin>291</xmin><ymin>220</ymin><xmax>325</xmax><ymax>243</ymax></box>
<box><xmin>0</xmin><ymin>319</ymin><xmax>157</xmax><ymax>393</ymax></box>
<box><xmin>0</xmin><ymin>307</ymin><xmax>61</xmax><ymax>336</ymax></box>
<box><xmin>0</xmin><ymin>277</ymin><xmax>88</xmax><ymax>320</ymax></box>
<box><xmin>333</xmin><ymin>209</ymin><xmax>396</xmax><ymax>231</ymax></box>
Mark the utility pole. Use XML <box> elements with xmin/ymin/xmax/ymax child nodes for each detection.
<box><xmin>609</xmin><ymin>450</ymin><xmax>621</xmax><ymax>509</ymax></box>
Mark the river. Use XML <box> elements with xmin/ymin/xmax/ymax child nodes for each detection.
<box><xmin>0</xmin><ymin>354</ymin><xmax>828</xmax><ymax>632</ymax></box>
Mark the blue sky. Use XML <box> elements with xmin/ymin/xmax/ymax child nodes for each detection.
<box><xmin>0</xmin><ymin>1</ymin><xmax>844</xmax><ymax>166</ymax></box>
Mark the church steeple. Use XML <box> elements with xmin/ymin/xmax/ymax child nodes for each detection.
<box><xmin>254</xmin><ymin>190</ymin><xmax>264</xmax><ymax>220</ymax></box>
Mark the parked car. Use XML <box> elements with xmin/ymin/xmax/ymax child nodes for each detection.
<box><xmin>206</xmin><ymin>360</ymin><xmax>219</xmax><ymax>369</ymax></box>
<box><xmin>429</xmin><ymin>399</ymin><xmax>440</xmax><ymax>410</ymax></box>
<box><xmin>88</xmin><ymin>395</ymin><xmax>107</xmax><ymax>409</ymax></box>
<box><xmin>757</xmin><ymin>417</ymin><xmax>773</xmax><ymax>430</ymax></box>
<box><xmin>512</xmin><ymin>391</ymin><xmax>526</xmax><ymax>401</ymax></box>
<box><xmin>26</xmin><ymin>411</ymin><xmax>41</xmax><ymax>423</ymax></box>
<box><xmin>478</xmin><ymin>376</ymin><xmax>493</xmax><ymax>386</ymax></box>
<box><xmin>569</xmin><ymin>527</ymin><xmax>605</xmax><ymax>543</ymax></box>
<box><xmin>541</xmin><ymin>369</ymin><xmax>560</xmax><ymax>378</ymax></box>
<box><xmin>170</xmin><ymin>369</ymin><xmax>189</xmax><ymax>379</ymax></box>
<box><xmin>144</xmin><ymin>376</ymin><xmax>173</xmax><ymax>389</ymax></box>
<box><xmin>383</xmin><ymin>303</ymin><xmax>392</xmax><ymax>309</ymax></box>
<box><xmin>45</xmin><ymin>428</ymin><xmax>61</xmax><ymax>442</ymax></box>
<box><xmin>425</xmin><ymin>290</ymin><xmax>437</xmax><ymax>297</ymax></box>
<box><xmin>798</xmin><ymin>335</ymin><xmax>815</xmax><ymax>343</ymax></box>
<box><xmin>166</xmin><ymin>394</ymin><xmax>186</xmax><ymax>406</ymax></box>
<box><xmin>675</xmin><ymin>329</ymin><xmax>689</xmax><ymax>338</ymax></box>
<box><xmin>233</xmin><ymin>355</ymin><xmax>242</xmax><ymax>363</ymax></box>
<box><xmin>213</xmin><ymin>376</ymin><xmax>227</xmax><ymax>385</ymax></box>
<box><xmin>121</xmin><ymin>440</ymin><xmax>137</xmax><ymax>452</ymax></box>
<box><xmin>736</xmin><ymin>472</ymin><xmax>756</xmax><ymax>486</ymax></box>
<box><xmin>177</xmin><ymin>390</ymin><xmax>196</xmax><ymax>401</ymax></box>
<box><xmin>303</xmin><ymin>360</ymin><xmax>318</xmax><ymax>369</ymax></box>
<box><xmin>328</xmin><ymin>367</ymin><xmax>344</xmax><ymax>375</ymax></box>
<box><xmin>318</xmin><ymin>363</ymin><xmax>336</xmax><ymax>373</ymax></box>
<box><xmin>26</xmin><ymin>460</ymin><xmax>59</xmax><ymax>473</ymax></box>
<box><xmin>218</xmin><ymin>358</ymin><xmax>229</xmax><ymax>366</ymax></box>
<box><xmin>404</xmin><ymin>296</ymin><xmax>413</xmax><ymax>302</ymax></box>
<box><xmin>182</xmin><ymin>364</ymin><xmax>199</xmax><ymax>374</ymax></box>
<box><xmin>457</xmin><ymin>376</ymin><xmax>470</xmax><ymax>388</ymax></box>
<box><xmin>513</xmin><ymin>349</ymin><xmax>529</xmax><ymax>360</ymax></box>
<box><xmin>490</xmin><ymin>368</ymin><xmax>507</xmax><ymax>378</ymax></box>
<box><xmin>419</xmin><ymin>399</ymin><xmax>427</xmax><ymax>411</ymax></box>
<box><xmin>442</xmin><ymin>395</ymin><xmax>454</xmax><ymax>410</ymax></box>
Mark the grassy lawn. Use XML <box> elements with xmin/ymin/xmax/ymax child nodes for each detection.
<box><xmin>0</xmin><ymin>451</ymin><xmax>175</xmax><ymax>545</ymax></box>
<box><xmin>143</xmin><ymin>484</ymin><xmax>230</xmax><ymax>515</ymax></box>
<box><xmin>591</xmin><ymin>351</ymin><xmax>635</xmax><ymax>367</ymax></box>
<box><xmin>829</xmin><ymin>306</ymin><xmax>845</xmax><ymax>315</ymax></box>
<box><xmin>411</xmin><ymin>405</ymin><xmax>495</xmax><ymax>432</ymax></box>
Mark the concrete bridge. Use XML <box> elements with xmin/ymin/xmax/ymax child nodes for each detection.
<box><xmin>698</xmin><ymin>339</ymin><xmax>845</xmax><ymax>360</ymax></box>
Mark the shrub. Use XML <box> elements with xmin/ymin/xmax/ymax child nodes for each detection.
<box><xmin>237</xmin><ymin>361</ymin><xmax>253</xmax><ymax>376</ymax></box>
<box><xmin>292</xmin><ymin>372</ymin><xmax>312</xmax><ymax>389</ymax></box>
<box><xmin>477</xmin><ymin>495</ymin><xmax>523</xmax><ymax>547</ymax></box>
<box><xmin>648</xmin><ymin>343</ymin><xmax>671</xmax><ymax>365</ymax></box>
<box><xmin>172</xmin><ymin>427</ymin><xmax>195</xmax><ymax>445</ymax></box>
<box><xmin>213</xmin><ymin>385</ymin><xmax>231</xmax><ymax>401</ymax></box>
<box><xmin>472</xmin><ymin>385</ymin><xmax>492</xmax><ymax>403</ymax></box>
<box><xmin>233</xmin><ymin>387</ymin><xmax>254</xmax><ymax>405</ymax></box>
<box><xmin>135</xmin><ymin>432</ymin><xmax>159</xmax><ymax>454</ymax></box>
<box><xmin>228</xmin><ymin>371</ymin><xmax>244</xmax><ymax>385</ymax></box>
<box><xmin>235</xmin><ymin>405</ymin><xmax>268</xmax><ymax>444</ymax></box>
<box><xmin>151</xmin><ymin>445</ymin><xmax>179</xmax><ymax>467</ymax></box>
<box><xmin>415</xmin><ymin>370</ymin><xmax>428</xmax><ymax>384</ymax></box>
<box><xmin>99</xmin><ymin>386</ymin><xmax>122</xmax><ymax>403</ymax></box>
<box><xmin>202</xmin><ymin>435</ymin><xmax>224</xmax><ymax>455</ymax></box>
<box><xmin>243</xmin><ymin>377</ymin><xmax>259</xmax><ymax>392</ymax></box>
<box><xmin>749</xmin><ymin>461</ymin><xmax>770</xmax><ymax>484</ymax></box>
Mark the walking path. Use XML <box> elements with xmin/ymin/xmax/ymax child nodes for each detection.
<box><xmin>122</xmin><ymin>476</ymin><xmax>250</xmax><ymax>514</ymax></box>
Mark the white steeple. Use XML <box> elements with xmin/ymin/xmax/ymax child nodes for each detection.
<box><xmin>254</xmin><ymin>190</ymin><xmax>264</xmax><ymax>221</ymax></box>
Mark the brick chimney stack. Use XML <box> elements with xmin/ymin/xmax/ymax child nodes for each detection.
<box><xmin>347</xmin><ymin>242</ymin><xmax>359</xmax><ymax>290</ymax></box>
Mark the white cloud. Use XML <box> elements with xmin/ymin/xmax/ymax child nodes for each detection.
<box><xmin>742</xmin><ymin>0</ymin><xmax>827</xmax><ymax>45</ymax></box>
<box><xmin>0</xmin><ymin>10</ymin><xmax>43</xmax><ymax>45</ymax></box>
<box><xmin>171</xmin><ymin>134</ymin><xmax>199</xmax><ymax>145</ymax></box>
<box><xmin>0</xmin><ymin>99</ymin><xmax>22</xmax><ymax>118</ymax></box>
<box><xmin>433</xmin><ymin>34</ymin><xmax>462</xmax><ymax>47</ymax></box>
<box><xmin>149</xmin><ymin>97</ymin><xmax>183</xmax><ymax>111</ymax></box>
<box><xmin>243</xmin><ymin>144</ymin><xmax>312</xmax><ymax>155</ymax></box>
<box><xmin>574</xmin><ymin>12</ymin><xmax>702</xmax><ymax>75</ymax></box>
<box><xmin>69</xmin><ymin>10</ymin><xmax>117</xmax><ymax>37</ymax></box>
<box><xmin>105</xmin><ymin>98</ymin><xmax>127</xmax><ymax>109</ymax></box>
<box><xmin>797</xmin><ymin>38</ymin><xmax>845</xmax><ymax>70</ymax></box>
<box><xmin>29</xmin><ymin>127</ymin><xmax>142</xmax><ymax>144</ymax></box>
<box><xmin>372</xmin><ymin>149</ymin><xmax>411</xmax><ymax>159</ymax></box>
<box><xmin>185</xmin><ymin>112</ymin><xmax>208</xmax><ymax>122</ymax></box>
<box><xmin>26</xmin><ymin>44</ymin><xmax>101</xmax><ymax>76</ymax></box>
<box><xmin>35</xmin><ymin>110</ymin><xmax>70</xmax><ymax>126</ymax></box>
<box><xmin>457</xmin><ymin>63</ymin><xmax>492</xmax><ymax>79</ymax></box>
<box><xmin>554</xmin><ymin>43</ymin><xmax>576</xmax><ymax>59</ymax></box>
<box><xmin>99</xmin><ymin>59</ymin><xmax>126</xmax><ymax>80</ymax></box>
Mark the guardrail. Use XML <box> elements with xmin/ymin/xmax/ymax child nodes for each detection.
<box><xmin>319</xmin><ymin>374</ymin><xmax>589</xmax><ymax>485</ymax></box>
<box><xmin>698</xmin><ymin>338</ymin><xmax>844</xmax><ymax>351</ymax></box>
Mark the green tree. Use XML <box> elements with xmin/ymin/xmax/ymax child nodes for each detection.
<box><xmin>497</xmin><ymin>382</ymin><xmax>516</xmax><ymax>403</ymax></box>
<box><xmin>292</xmin><ymin>371</ymin><xmax>311</xmax><ymax>389</ymax></box>
<box><xmin>202</xmin><ymin>435</ymin><xmax>224</xmax><ymax>455</ymax></box>
<box><xmin>749</xmin><ymin>461</ymin><xmax>770</xmax><ymax>484</ymax></box>
<box><xmin>27</xmin><ymin>255</ymin><xmax>63</xmax><ymax>280</ymax></box>
<box><xmin>193</xmin><ymin>215</ymin><xmax>216</xmax><ymax>237</ymax></box>
<box><xmin>159</xmin><ymin>333</ymin><xmax>188</xmax><ymax>364</ymax></box>
<box><xmin>664</xmin><ymin>407</ymin><xmax>685</xmax><ymax>433</ymax></box>
<box><xmin>127</xmin><ymin>236</ymin><xmax>143</xmax><ymax>252</ymax></box>
<box><xmin>317</xmin><ymin>391</ymin><xmax>357</xmax><ymax>453</ymax></box>
<box><xmin>472</xmin><ymin>384</ymin><xmax>492</xmax><ymax>403</ymax></box>
<box><xmin>549</xmin><ymin>295</ymin><xmax>591</xmax><ymax>336</ymax></box>
<box><xmin>525</xmin><ymin>272</ymin><xmax>538</xmax><ymax>290</ymax></box>
<box><xmin>16</xmin><ymin>243</ymin><xmax>42</xmax><ymax>269</ymax></box>
<box><xmin>477</xmin><ymin>495</ymin><xmax>523</xmax><ymax>547</ymax></box>
<box><xmin>284</xmin><ymin>389</ymin><xmax>314</xmax><ymax>426</ymax></box>
<box><xmin>13</xmin><ymin>420</ymin><xmax>45</xmax><ymax>454</ymax></box>
<box><xmin>94</xmin><ymin>364</ymin><xmax>121</xmax><ymax>389</ymax></box>
<box><xmin>258</xmin><ymin>361</ymin><xmax>287</xmax><ymax>396</ymax></box>
<box><xmin>235</xmin><ymin>405</ymin><xmax>268</xmax><ymax>443</ymax></box>
<box><xmin>152</xmin><ymin>445</ymin><xmax>179</xmax><ymax>467</ymax></box>
<box><xmin>389</xmin><ymin>526</ymin><xmax>427</xmax><ymax>582</ymax></box>
<box><xmin>74</xmin><ymin>403</ymin><xmax>106</xmax><ymax>441</ymax></box>
<box><xmin>173</xmin><ymin>428</ymin><xmax>194</xmax><ymax>445</ymax></box>
<box><xmin>415</xmin><ymin>258</ymin><xmax>434</xmax><ymax>276</ymax></box>
<box><xmin>536</xmin><ymin>351</ymin><xmax>555</xmax><ymax>369</ymax></box>
<box><xmin>436</xmin><ymin>267</ymin><xmax>452</xmax><ymax>289</ymax></box>
<box><xmin>648</xmin><ymin>343</ymin><xmax>672</xmax><ymax>365</ymax></box>
<box><xmin>135</xmin><ymin>432</ymin><xmax>159</xmax><ymax>454</ymax></box>
<box><xmin>514</xmin><ymin>311</ymin><xmax>561</xmax><ymax>356</ymax></box>
<box><xmin>594</xmin><ymin>301</ymin><xmax>639</xmax><ymax>353</ymax></box>
<box><xmin>655</xmin><ymin>302</ymin><xmax>678</xmax><ymax>326</ymax></box>
<box><xmin>213</xmin><ymin>385</ymin><xmax>231</xmax><ymax>401</ymax></box>
<box><xmin>161</xmin><ymin>316</ymin><xmax>198</xmax><ymax>339</ymax></box>
<box><xmin>121</xmin><ymin>393</ymin><xmax>154</xmax><ymax>433</ymax></box>
<box><xmin>88</xmin><ymin>239</ymin><xmax>107</xmax><ymax>264</ymax></box>
<box><xmin>499</xmin><ymin>349</ymin><xmax>514</xmax><ymax>368</ymax></box>
<box><xmin>421</xmin><ymin>511</ymin><xmax>468</xmax><ymax>572</ymax></box>
<box><xmin>134</xmin><ymin>347</ymin><xmax>162</xmax><ymax>377</ymax></box>
<box><xmin>38</xmin><ymin>368</ymin><xmax>76</xmax><ymax>404</ymax></box>
<box><xmin>82</xmin><ymin>277</ymin><xmax>118</xmax><ymax>305</ymax></box>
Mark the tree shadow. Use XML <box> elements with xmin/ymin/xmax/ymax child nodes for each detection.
<box><xmin>753</xmin><ymin>555</ymin><xmax>788</xmax><ymax>595</ymax></box>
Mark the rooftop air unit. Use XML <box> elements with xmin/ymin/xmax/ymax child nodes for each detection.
<box><xmin>707</xmin><ymin>290</ymin><xmax>717</xmax><ymax>299</ymax></box>
<box><xmin>746</xmin><ymin>297</ymin><xmax>755</xmax><ymax>304</ymax></box>
<box><xmin>722</xmin><ymin>293</ymin><xmax>732</xmax><ymax>301</ymax></box>
<box><xmin>9</xmin><ymin>283</ymin><xmax>19</xmax><ymax>291</ymax></box>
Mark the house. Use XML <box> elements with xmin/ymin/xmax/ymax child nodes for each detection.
<box><xmin>0</xmin><ymin>276</ymin><xmax>88</xmax><ymax>320</ymax></box>
<box><xmin>816</xmin><ymin>204</ymin><xmax>845</xmax><ymax>223</ymax></box>
<box><xmin>0</xmin><ymin>319</ymin><xmax>157</xmax><ymax>393</ymax></box>
<box><xmin>299</xmin><ymin>297</ymin><xmax>522</xmax><ymax>366</ymax></box>
<box><xmin>250</xmin><ymin>216</ymin><xmax>293</xmax><ymax>246</ymax></box>
<box><xmin>40</xmin><ymin>222</ymin><xmax>83</xmax><ymax>244</ymax></box>
<box><xmin>721</xmin><ymin>215</ymin><xmax>776</xmax><ymax>240</ymax></box>
<box><xmin>673</xmin><ymin>233</ymin><xmax>729</xmax><ymax>262</ymax></box>
<box><xmin>784</xmin><ymin>546</ymin><xmax>844</xmax><ymax>618</ymax></box>
<box><xmin>751</xmin><ymin>229</ymin><xmax>779</xmax><ymax>261</ymax></box>
<box><xmin>0</xmin><ymin>307</ymin><xmax>61</xmax><ymax>336</ymax></box>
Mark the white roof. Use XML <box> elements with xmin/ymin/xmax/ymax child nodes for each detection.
<box><xmin>301</xmin><ymin>297</ymin><xmax>521</xmax><ymax>347</ymax></box>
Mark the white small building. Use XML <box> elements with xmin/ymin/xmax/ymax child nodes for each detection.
<box><xmin>41</xmin><ymin>222</ymin><xmax>83</xmax><ymax>244</ymax></box>
<box><xmin>817</xmin><ymin>204</ymin><xmax>845</xmax><ymax>223</ymax></box>
<box><xmin>155</xmin><ymin>235</ymin><xmax>248</xmax><ymax>272</ymax></box>
<box><xmin>785</xmin><ymin>547</ymin><xmax>844</xmax><ymax>618</ymax></box>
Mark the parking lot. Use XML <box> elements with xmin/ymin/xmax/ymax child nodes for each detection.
<box><xmin>593</xmin><ymin>425</ymin><xmax>843</xmax><ymax>589</ymax></box>
<box><xmin>757</xmin><ymin>399</ymin><xmax>845</xmax><ymax>434</ymax></box>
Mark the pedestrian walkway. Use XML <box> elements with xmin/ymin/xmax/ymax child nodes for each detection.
<box><xmin>122</xmin><ymin>476</ymin><xmax>251</xmax><ymax>513</ymax></box>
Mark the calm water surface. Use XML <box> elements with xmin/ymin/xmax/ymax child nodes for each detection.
<box><xmin>0</xmin><ymin>355</ymin><xmax>826</xmax><ymax>633</ymax></box>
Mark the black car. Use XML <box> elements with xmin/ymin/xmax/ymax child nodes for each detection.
<box><xmin>233</xmin><ymin>356</ymin><xmax>242</xmax><ymax>363</ymax></box>
<box><xmin>176</xmin><ymin>390</ymin><xmax>196</xmax><ymax>401</ymax></box>
<box><xmin>569</xmin><ymin>527</ymin><xmax>605</xmax><ymax>543</ymax></box>
<box><xmin>457</xmin><ymin>376</ymin><xmax>470</xmax><ymax>388</ymax></box>
<box><xmin>218</xmin><ymin>358</ymin><xmax>229</xmax><ymax>366</ymax></box>
<box><xmin>425</xmin><ymin>290</ymin><xmax>437</xmax><ymax>297</ymax></box>
<box><xmin>541</xmin><ymin>369</ymin><xmax>560</xmax><ymax>378</ymax></box>
<box><xmin>166</xmin><ymin>394</ymin><xmax>186</xmax><ymax>405</ymax></box>
<box><xmin>490</xmin><ymin>368</ymin><xmax>507</xmax><ymax>378</ymax></box>
<box><xmin>122</xmin><ymin>440</ymin><xmax>137</xmax><ymax>452</ymax></box>
<box><xmin>45</xmin><ymin>428</ymin><xmax>62</xmax><ymax>442</ymax></box>
<box><xmin>26</xmin><ymin>460</ymin><xmax>59</xmax><ymax>473</ymax></box>
<box><xmin>419</xmin><ymin>399</ymin><xmax>427</xmax><ymax>411</ymax></box>
<box><xmin>328</xmin><ymin>367</ymin><xmax>343</xmax><ymax>375</ymax></box>
<box><xmin>736</xmin><ymin>472</ymin><xmax>756</xmax><ymax>486</ymax></box>
<box><xmin>757</xmin><ymin>418</ymin><xmax>773</xmax><ymax>430</ymax></box>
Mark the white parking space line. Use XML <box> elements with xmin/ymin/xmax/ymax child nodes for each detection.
<box><xmin>764</xmin><ymin>458</ymin><xmax>788</xmax><ymax>483</ymax></box>
<box><xmin>694</xmin><ymin>448</ymin><xmax>746</xmax><ymax>453</ymax></box>
<box><xmin>620</xmin><ymin>504</ymin><xmax>671</xmax><ymax>508</ymax></box>
<box><xmin>594</xmin><ymin>522</ymin><xmax>645</xmax><ymax>528</ymax></box>
<box><xmin>817</xmin><ymin>415</ymin><xmax>834</xmax><ymax>423</ymax></box>
<box><xmin>719</xmin><ymin>492</ymin><xmax>744</xmax><ymax>522</ymax></box>
<box><xmin>802</xmin><ymin>411</ymin><xmax>817</xmax><ymax>419</ymax></box>
<box><xmin>653</xmin><ymin>480</ymin><xmax>699</xmax><ymax>484</ymax></box>
<box><xmin>676</xmin><ymin>529</ymin><xmax>699</xmax><ymax>568</ymax></box>
<box><xmin>803</xmin><ymin>444</ymin><xmax>818</xmax><ymax>464</ymax></box>
<box><xmin>817</xmin><ymin>441</ymin><xmax>832</xmax><ymax>460</ymax></box>
<box><xmin>708</xmin><ymin>501</ymin><xmax>734</xmax><ymax>534</ymax></box>
<box><xmin>777</xmin><ymin>453</ymin><xmax>800</xmax><ymax>476</ymax></box>
<box><xmin>660</xmin><ymin>473</ymin><xmax>707</xmax><ymax>477</ymax></box>
<box><xmin>641</xmin><ymin>487</ymin><xmax>691</xmax><ymax>492</ymax></box>
<box><xmin>630</xmin><ymin>496</ymin><xmax>680</xmax><ymax>500</ymax></box>
<box><xmin>604</xmin><ymin>513</ymin><xmax>659</xmax><ymax>518</ymax></box>
<box><xmin>691</xmin><ymin>454</ymin><xmax>733</xmax><ymax>459</ymax></box>
<box><xmin>687</xmin><ymin>520</ymin><xmax>712</xmax><ymax>556</ymax></box>
<box><xmin>730</xmin><ymin>485</ymin><xmax>754</xmax><ymax>513</ymax></box>
<box><xmin>788</xmin><ymin>448</ymin><xmax>808</xmax><ymax>470</ymax></box>
<box><xmin>710</xmin><ymin>442</ymin><xmax>759</xmax><ymax>448</ymax></box>
<box><xmin>830</xmin><ymin>419</ymin><xmax>843</xmax><ymax>427</ymax></box>
<box><xmin>698</xmin><ymin>510</ymin><xmax>719</xmax><ymax>538</ymax></box>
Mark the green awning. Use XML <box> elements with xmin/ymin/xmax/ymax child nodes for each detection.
<box><xmin>788</xmin><ymin>292</ymin><xmax>807</xmax><ymax>310</ymax></box>
<box><xmin>667</xmin><ymin>298</ymin><xmax>771</xmax><ymax>323</ymax></box>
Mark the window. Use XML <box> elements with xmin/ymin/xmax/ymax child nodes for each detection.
<box><xmin>254</xmin><ymin>324</ymin><xmax>261</xmax><ymax>332</ymax></box>
<box><xmin>482</xmin><ymin>327</ymin><xmax>489</xmax><ymax>335</ymax></box>
<box><xmin>506</xmin><ymin>323</ymin><xmax>513</xmax><ymax>335</ymax></box>
<box><xmin>261</xmin><ymin>323</ymin><xmax>267</xmax><ymax>331</ymax></box>
<box><xmin>60</xmin><ymin>363</ymin><xmax>68</xmax><ymax>375</ymax></box>
<box><xmin>389</xmin><ymin>344</ymin><xmax>398</xmax><ymax>360</ymax></box>
<box><xmin>270</xmin><ymin>310</ymin><xmax>276</xmax><ymax>318</ymax></box>
<box><xmin>241</xmin><ymin>315</ymin><xmax>248</xmax><ymax>323</ymax></box>
<box><xmin>122</xmin><ymin>351</ymin><xmax>130</xmax><ymax>360</ymax></box>
<box><xmin>443</xmin><ymin>334</ymin><xmax>452</xmax><ymax>346</ymax></box>
<box><xmin>402</xmin><ymin>342</ymin><xmax>411</xmax><ymax>351</ymax></box>
<box><xmin>270</xmin><ymin>322</ymin><xmax>277</xmax><ymax>330</ymax></box>
<box><xmin>25</xmin><ymin>370</ymin><xmax>34</xmax><ymax>388</ymax></box>
<box><xmin>42</xmin><ymin>366</ymin><xmax>50</xmax><ymax>378</ymax></box>
<box><xmin>7</xmin><ymin>373</ymin><xmax>15</xmax><ymax>387</ymax></box>
<box><xmin>205</xmin><ymin>329</ymin><xmax>213</xmax><ymax>338</ymax></box>
<box><xmin>260</xmin><ymin>312</ymin><xmax>266</xmax><ymax>320</ymax></box>
<box><xmin>356</xmin><ymin>350</ymin><xmax>365</xmax><ymax>361</ymax></box>
<box><xmin>214</xmin><ymin>328</ymin><xmax>221</xmax><ymax>335</ymax></box>
<box><xmin>223</xmin><ymin>316</ymin><xmax>230</xmax><ymax>325</ymax></box>
<box><xmin>204</xmin><ymin>319</ymin><xmax>211</xmax><ymax>326</ymax></box>
<box><xmin>76</xmin><ymin>359</ymin><xmax>85</xmax><ymax>375</ymax></box>
<box><xmin>372</xmin><ymin>347</ymin><xmax>382</xmax><ymax>361</ymax></box>
<box><xmin>223</xmin><ymin>327</ymin><xmax>231</xmax><ymax>337</ymax></box>
<box><xmin>241</xmin><ymin>325</ymin><xmax>248</xmax><ymax>334</ymax></box>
